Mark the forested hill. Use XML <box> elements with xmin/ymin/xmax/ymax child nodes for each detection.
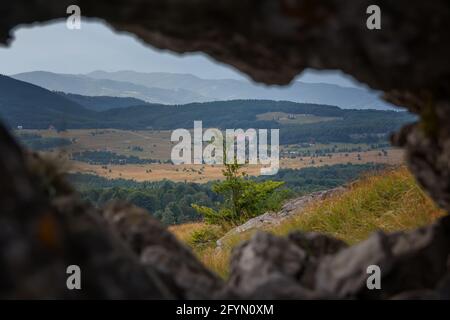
<box><xmin>0</xmin><ymin>75</ymin><xmax>415</xmax><ymax>144</ymax></box>
<box><xmin>99</xmin><ymin>100</ymin><xmax>414</xmax><ymax>143</ymax></box>
<box><xmin>0</xmin><ymin>74</ymin><xmax>99</xmax><ymax>129</ymax></box>
<box><xmin>100</xmin><ymin>99</ymin><xmax>343</xmax><ymax>129</ymax></box>
<box><xmin>55</xmin><ymin>92</ymin><xmax>150</xmax><ymax>111</ymax></box>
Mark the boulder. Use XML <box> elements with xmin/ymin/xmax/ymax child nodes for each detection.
<box><xmin>223</xmin><ymin>231</ymin><xmax>347</xmax><ymax>298</ymax></box>
<box><xmin>0</xmin><ymin>127</ymin><xmax>171</xmax><ymax>298</ymax></box>
<box><xmin>316</xmin><ymin>215</ymin><xmax>450</xmax><ymax>299</ymax></box>
<box><xmin>216</xmin><ymin>187</ymin><xmax>346</xmax><ymax>248</ymax></box>
<box><xmin>102</xmin><ymin>202</ymin><xmax>223</xmax><ymax>299</ymax></box>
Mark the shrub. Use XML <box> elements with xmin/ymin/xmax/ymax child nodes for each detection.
<box><xmin>192</xmin><ymin>160</ymin><xmax>284</xmax><ymax>226</ymax></box>
<box><xmin>188</xmin><ymin>226</ymin><xmax>223</xmax><ymax>247</ymax></box>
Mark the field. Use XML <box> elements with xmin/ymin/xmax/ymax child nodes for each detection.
<box><xmin>68</xmin><ymin>149</ymin><xmax>403</xmax><ymax>182</ymax></box>
<box><xmin>17</xmin><ymin>128</ymin><xmax>173</xmax><ymax>160</ymax></box>
<box><xmin>256</xmin><ymin>112</ymin><xmax>342</xmax><ymax>124</ymax></box>
<box><xmin>281</xmin><ymin>142</ymin><xmax>390</xmax><ymax>155</ymax></box>
<box><xmin>16</xmin><ymin>129</ymin><xmax>405</xmax><ymax>183</ymax></box>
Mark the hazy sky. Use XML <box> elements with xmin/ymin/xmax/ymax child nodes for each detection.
<box><xmin>0</xmin><ymin>19</ymin><xmax>359</xmax><ymax>87</ymax></box>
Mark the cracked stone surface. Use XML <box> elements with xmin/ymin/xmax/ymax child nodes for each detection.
<box><xmin>101</xmin><ymin>202</ymin><xmax>223</xmax><ymax>299</ymax></box>
<box><xmin>222</xmin><ymin>216</ymin><xmax>449</xmax><ymax>299</ymax></box>
<box><xmin>216</xmin><ymin>187</ymin><xmax>346</xmax><ymax>248</ymax></box>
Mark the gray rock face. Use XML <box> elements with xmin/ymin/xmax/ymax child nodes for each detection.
<box><xmin>0</xmin><ymin>128</ymin><xmax>171</xmax><ymax>299</ymax></box>
<box><xmin>225</xmin><ymin>232</ymin><xmax>308</xmax><ymax>297</ymax></box>
<box><xmin>436</xmin><ymin>273</ymin><xmax>450</xmax><ymax>299</ymax></box>
<box><xmin>223</xmin><ymin>215</ymin><xmax>449</xmax><ymax>299</ymax></box>
<box><xmin>316</xmin><ymin>232</ymin><xmax>394</xmax><ymax>298</ymax></box>
<box><xmin>287</xmin><ymin>232</ymin><xmax>348</xmax><ymax>259</ymax></box>
<box><xmin>391</xmin><ymin>108</ymin><xmax>450</xmax><ymax>212</ymax></box>
<box><xmin>102</xmin><ymin>202</ymin><xmax>223</xmax><ymax>299</ymax></box>
<box><xmin>221</xmin><ymin>231</ymin><xmax>348</xmax><ymax>298</ymax></box>
<box><xmin>216</xmin><ymin>187</ymin><xmax>346</xmax><ymax>247</ymax></box>
<box><xmin>278</xmin><ymin>187</ymin><xmax>347</xmax><ymax>218</ymax></box>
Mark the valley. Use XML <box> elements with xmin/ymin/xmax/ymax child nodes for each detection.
<box><xmin>1</xmin><ymin>73</ymin><xmax>411</xmax><ymax>225</ymax></box>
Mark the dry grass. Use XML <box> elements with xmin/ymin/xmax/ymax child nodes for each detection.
<box><xmin>170</xmin><ymin>166</ymin><xmax>446</xmax><ymax>278</ymax></box>
<box><xmin>21</xmin><ymin>129</ymin><xmax>405</xmax><ymax>183</ymax></box>
<box><xmin>279</xmin><ymin>149</ymin><xmax>404</xmax><ymax>169</ymax></box>
<box><xmin>194</xmin><ymin>247</ymin><xmax>231</xmax><ymax>278</ymax></box>
<box><xmin>69</xmin><ymin>149</ymin><xmax>404</xmax><ymax>182</ymax></box>
<box><xmin>169</xmin><ymin>222</ymin><xmax>207</xmax><ymax>243</ymax></box>
<box><xmin>21</xmin><ymin>128</ymin><xmax>173</xmax><ymax>160</ymax></box>
<box><xmin>269</xmin><ymin>166</ymin><xmax>445</xmax><ymax>244</ymax></box>
<box><xmin>170</xmin><ymin>222</ymin><xmax>230</xmax><ymax>277</ymax></box>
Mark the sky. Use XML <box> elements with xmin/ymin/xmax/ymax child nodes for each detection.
<box><xmin>0</xmin><ymin>19</ymin><xmax>360</xmax><ymax>87</ymax></box>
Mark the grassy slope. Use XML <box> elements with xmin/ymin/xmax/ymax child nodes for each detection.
<box><xmin>170</xmin><ymin>167</ymin><xmax>446</xmax><ymax>278</ymax></box>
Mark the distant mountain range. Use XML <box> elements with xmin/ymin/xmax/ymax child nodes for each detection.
<box><xmin>12</xmin><ymin>71</ymin><xmax>207</xmax><ymax>105</ymax></box>
<box><xmin>0</xmin><ymin>75</ymin><xmax>413</xmax><ymax>145</ymax></box>
<box><xmin>11</xmin><ymin>70</ymin><xmax>397</xmax><ymax>110</ymax></box>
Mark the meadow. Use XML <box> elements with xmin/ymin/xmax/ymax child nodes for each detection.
<box><xmin>16</xmin><ymin>129</ymin><xmax>405</xmax><ymax>183</ymax></box>
<box><xmin>256</xmin><ymin>112</ymin><xmax>342</xmax><ymax>125</ymax></box>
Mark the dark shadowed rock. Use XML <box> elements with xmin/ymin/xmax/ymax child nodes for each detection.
<box><xmin>102</xmin><ymin>202</ymin><xmax>223</xmax><ymax>299</ymax></box>
<box><xmin>382</xmin><ymin>215</ymin><xmax>450</xmax><ymax>295</ymax></box>
<box><xmin>224</xmin><ymin>232</ymin><xmax>308</xmax><ymax>298</ymax></box>
<box><xmin>222</xmin><ymin>231</ymin><xmax>348</xmax><ymax>298</ymax></box>
<box><xmin>288</xmin><ymin>232</ymin><xmax>348</xmax><ymax>258</ymax></box>
<box><xmin>391</xmin><ymin>103</ymin><xmax>450</xmax><ymax>212</ymax></box>
<box><xmin>288</xmin><ymin>232</ymin><xmax>348</xmax><ymax>290</ymax></box>
<box><xmin>316</xmin><ymin>215</ymin><xmax>450</xmax><ymax>299</ymax></box>
<box><xmin>0</xmin><ymin>126</ymin><xmax>171</xmax><ymax>299</ymax></box>
<box><xmin>223</xmin><ymin>216</ymin><xmax>449</xmax><ymax>300</ymax></box>
<box><xmin>436</xmin><ymin>273</ymin><xmax>450</xmax><ymax>299</ymax></box>
<box><xmin>316</xmin><ymin>232</ymin><xmax>393</xmax><ymax>298</ymax></box>
<box><xmin>2</xmin><ymin>1</ymin><xmax>450</xmax><ymax>90</ymax></box>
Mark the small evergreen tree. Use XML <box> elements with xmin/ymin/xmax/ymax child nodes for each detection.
<box><xmin>192</xmin><ymin>155</ymin><xmax>284</xmax><ymax>226</ymax></box>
